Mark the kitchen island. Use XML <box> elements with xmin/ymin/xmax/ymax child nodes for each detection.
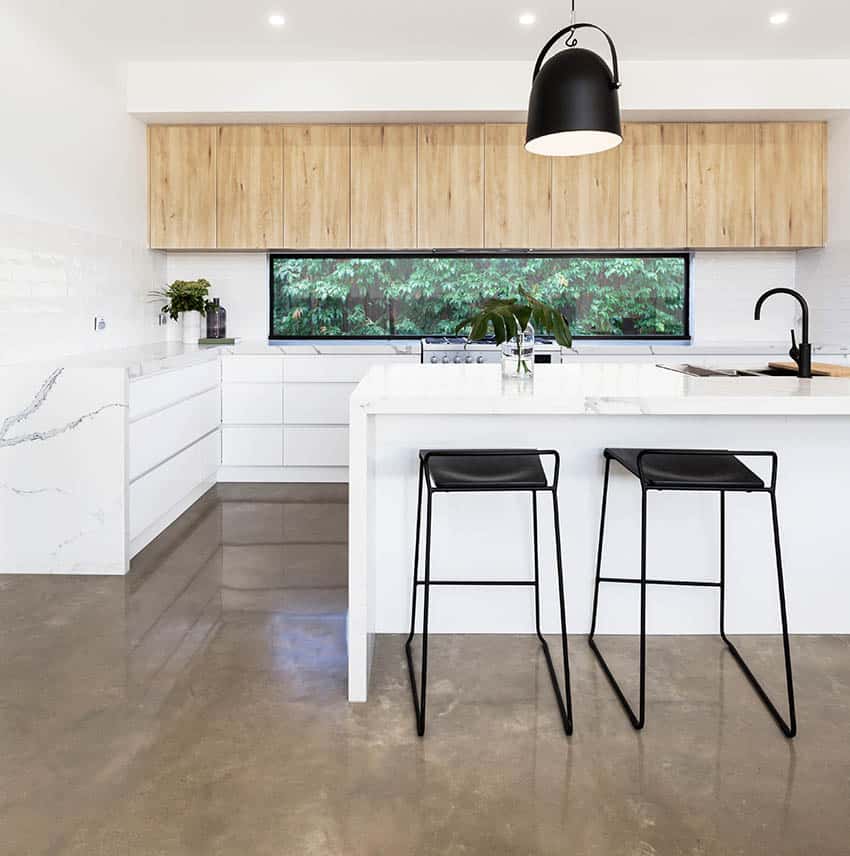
<box><xmin>348</xmin><ymin>362</ymin><xmax>850</xmax><ymax>701</ymax></box>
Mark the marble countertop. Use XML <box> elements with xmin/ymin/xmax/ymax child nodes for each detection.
<box><xmin>351</xmin><ymin>362</ymin><xmax>850</xmax><ymax>416</ymax></box>
<box><xmin>4</xmin><ymin>339</ymin><xmax>848</xmax><ymax>380</ymax></box>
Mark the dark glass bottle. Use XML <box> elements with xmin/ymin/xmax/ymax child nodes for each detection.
<box><xmin>206</xmin><ymin>298</ymin><xmax>227</xmax><ymax>339</ymax></box>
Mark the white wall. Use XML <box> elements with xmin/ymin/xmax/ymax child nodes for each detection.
<box><xmin>0</xmin><ymin>8</ymin><xmax>165</xmax><ymax>364</ymax></box>
<box><xmin>797</xmin><ymin>116</ymin><xmax>850</xmax><ymax>345</ymax></box>
<box><xmin>167</xmin><ymin>250</ymin><xmax>800</xmax><ymax>346</ymax></box>
<box><xmin>128</xmin><ymin>59</ymin><xmax>850</xmax><ymax>122</ymax></box>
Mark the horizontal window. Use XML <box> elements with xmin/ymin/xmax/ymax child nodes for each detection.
<box><xmin>269</xmin><ymin>252</ymin><xmax>690</xmax><ymax>340</ymax></box>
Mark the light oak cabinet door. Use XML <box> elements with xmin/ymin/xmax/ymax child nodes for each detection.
<box><xmin>484</xmin><ymin>124</ymin><xmax>551</xmax><ymax>248</ymax></box>
<box><xmin>619</xmin><ymin>123</ymin><xmax>687</xmax><ymax>248</ymax></box>
<box><xmin>350</xmin><ymin>125</ymin><xmax>417</xmax><ymax>248</ymax></box>
<box><xmin>687</xmin><ymin>124</ymin><xmax>755</xmax><ymax>248</ymax></box>
<box><xmin>418</xmin><ymin>125</ymin><xmax>484</xmax><ymax>248</ymax></box>
<box><xmin>755</xmin><ymin>122</ymin><xmax>826</xmax><ymax>248</ymax></box>
<box><xmin>551</xmin><ymin>147</ymin><xmax>620</xmax><ymax>248</ymax></box>
<box><xmin>283</xmin><ymin>126</ymin><xmax>350</xmax><ymax>248</ymax></box>
<box><xmin>148</xmin><ymin>126</ymin><xmax>216</xmax><ymax>249</ymax></box>
<box><xmin>216</xmin><ymin>126</ymin><xmax>283</xmax><ymax>249</ymax></box>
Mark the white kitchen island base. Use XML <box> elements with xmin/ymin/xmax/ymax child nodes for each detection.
<box><xmin>348</xmin><ymin>363</ymin><xmax>850</xmax><ymax>701</ymax></box>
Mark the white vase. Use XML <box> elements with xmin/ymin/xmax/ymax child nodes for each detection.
<box><xmin>181</xmin><ymin>311</ymin><xmax>202</xmax><ymax>345</ymax></box>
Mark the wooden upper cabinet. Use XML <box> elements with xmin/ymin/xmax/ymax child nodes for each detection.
<box><xmin>350</xmin><ymin>125</ymin><xmax>417</xmax><ymax>248</ymax></box>
<box><xmin>484</xmin><ymin>124</ymin><xmax>551</xmax><ymax>248</ymax></box>
<box><xmin>552</xmin><ymin>147</ymin><xmax>620</xmax><ymax>248</ymax></box>
<box><xmin>619</xmin><ymin>123</ymin><xmax>687</xmax><ymax>248</ymax></box>
<box><xmin>755</xmin><ymin>122</ymin><xmax>826</xmax><ymax>248</ymax></box>
<box><xmin>148</xmin><ymin>126</ymin><xmax>216</xmax><ymax>249</ymax></box>
<box><xmin>687</xmin><ymin>124</ymin><xmax>755</xmax><ymax>248</ymax></box>
<box><xmin>418</xmin><ymin>124</ymin><xmax>484</xmax><ymax>248</ymax></box>
<box><xmin>216</xmin><ymin>126</ymin><xmax>283</xmax><ymax>249</ymax></box>
<box><xmin>283</xmin><ymin>125</ymin><xmax>350</xmax><ymax>248</ymax></box>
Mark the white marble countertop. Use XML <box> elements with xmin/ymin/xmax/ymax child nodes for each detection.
<box><xmin>0</xmin><ymin>339</ymin><xmax>422</xmax><ymax>378</ymax></box>
<box><xmin>351</xmin><ymin>362</ymin><xmax>850</xmax><ymax>416</ymax></box>
<box><xmin>4</xmin><ymin>338</ymin><xmax>848</xmax><ymax>379</ymax></box>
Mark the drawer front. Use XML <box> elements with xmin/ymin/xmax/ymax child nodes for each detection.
<box><xmin>221</xmin><ymin>383</ymin><xmax>283</xmax><ymax>424</ymax></box>
<box><xmin>283</xmin><ymin>383</ymin><xmax>356</xmax><ymax>425</ymax></box>
<box><xmin>283</xmin><ymin>354</ymin><xmax>419</xmax><ymax>383</ymax></box>
<box><xmin>129</xmin><ymin>360</ymin><xmax>220</xmax><ymax>420</ymax></box>
<box><xmin>221</xmin><ymin>425</ymin><xmax>284</xmax><ymax>466</ymax></box>
<box><xmin>283</xmin><ymin>425</ymin><xmax>349</xmax><ymax>467</ymax></box>
<box><xmin>129</xmin><ymin>387</ymin><xmax>220</xmax><ymax>481</ymax></box>
<box><xmin>129</xmin><ymin>430</ymin><xmax>220</xmax><ymax>539</ymax></box>
<box><xmin>221</xmin><ymin>355</ymin><xmax>284</xmax><ymax>383</ymax></box>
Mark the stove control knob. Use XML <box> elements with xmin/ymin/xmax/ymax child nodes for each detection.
<box><xmin>441</xmin><ymin>355</ymin><xmax>450</xmax><ymax>364</ymax></box>
<box><xmin>430</xmin><ymin>355</ymin><xmax>439</xmax><ymax>363</ymax></box>
<box><xmin>476</xmin><ymin>355</ymin><xmax>485</xmax><ymax>364</ymax></box>
<box><xmin>453</xmin><ymin>355</ymin><xmax>463</xmax><ymax>364</ymax></box>
<box><xmin>465</xmin><ymin>354</ymin><xmax>474</xmax><ymax>363</ymax></box>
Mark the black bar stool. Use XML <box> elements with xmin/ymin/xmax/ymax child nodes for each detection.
<box><xmin>589</xmin><ymin>448</ymin><xmax>796</xmax><ymax>738</ymax></box>
<box><xmin>405</xmin><ymin>449</ymin><xmax>573</xmax><ymax>737</ymax></box>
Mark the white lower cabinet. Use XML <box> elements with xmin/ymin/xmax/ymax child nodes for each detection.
<box><xmin>221</xmin><ymin>383</ymin><xmax>283</xmax><ymax>424</ymax></box>
<box><xmin>129</xmin><ymin>387</ymin><xmax>220</xmax><ymax>481</ymax></box>
<box><xmin>283</xmin><ymin>383</ymin><xmax>356</xmax><ymax>424</ymax></box>
<box><xmin>220</xmin><ymin>352</ymin><xmax>417</xmax><ymax>475</ymax></box>
<box><xmin>283</xmin><ymin>425</ymin><xmax>349</xmax><ymax>467</ymax></box>
<box><xmin>129</xmin><ymin>429</ymin><xmax>220</xmax><ymax>545</ymax></box>
<box><xmin>222</xmin><ymin>425</ymin><xmax>283</xmax><ymax>466</ymax></box>
<box><xmin>128</xmin><ymin>362</ymin><xmax>224</xmax><ymax>558</ymax></box>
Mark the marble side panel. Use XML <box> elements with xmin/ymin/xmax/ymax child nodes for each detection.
<box><xmin>0</xmin><ymin>365</ymin><xmax>127</xmax><ymax>573</ymax></box>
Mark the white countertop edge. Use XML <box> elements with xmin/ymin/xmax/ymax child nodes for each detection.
<box><xmin>351</xmin><ymin>363</ymin><xmax>850</xmax><ymax>417</ymax></box>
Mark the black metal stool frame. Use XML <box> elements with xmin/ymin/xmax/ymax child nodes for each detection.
<box><xmin>588</xmin><ymin>449</ymin><xmax>797</xmax><ymax>738</ymax></box>
<box><xmin>405</xmin><ymin>450</ymin><xmax>573</xmax><ymax>737</ymax></box>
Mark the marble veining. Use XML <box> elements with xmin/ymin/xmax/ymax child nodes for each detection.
<box><xmin>0</xmin><ymin>367</ymin><xmax>124</xmax><ymax>448</ymax></box>
<box><xmin>0</xmin><ymin>365</ymin><xmax>128</xmax><ymax>573</ymax></box>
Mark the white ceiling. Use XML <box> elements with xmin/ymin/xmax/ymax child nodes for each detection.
<box><xmin>15</xmin><ymin>0</ymin><xmax>850</xmax><ymax>63</ymax></box>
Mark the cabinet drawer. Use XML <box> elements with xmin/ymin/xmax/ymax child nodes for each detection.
<box><xmin>129</xmin><ymin>387</ymin><xmax>220</xmax><ymax>481</ymax></box>
<box><xmin>221</xmin><ymin>425</ymin><xmax>283</xmax><ymax>466</ymax></box>
<box><xmin>129</xmin><ymin>360</ymin><xmax>220</xmax><ymax>420</ymax></box>
<box><xmin>283</xmin><ymin>383</ymin><xmax>356</xmax><ymax>425</ymax></box>
<box><xmin>129</xmin><ymin>430</ymin><xmax>220</xmax><ymax>539</ymax></box>
<box><xmin>283</xmin><ymin>354</ymin><xmax>419</xmax><ymax>383</ymax></box>
<box><xmin>221</xmin><ymin>354</ymin><xmax>284</xmax><ymax>383</ymax></box>
<box><xmin>283</xmin><ymin>425</ymin><xmax>349</xmax><ymax>467</ymax></box>
<box><xmin>222</xmin><ymin>383</ymin><xmax>283</xmax><ymax>424</ymax></box>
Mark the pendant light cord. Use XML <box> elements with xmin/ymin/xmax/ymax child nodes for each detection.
<box><xmin>566</xmin><ymin>0</ymin><xmax>578</xmax><ymax>45</ymax></box>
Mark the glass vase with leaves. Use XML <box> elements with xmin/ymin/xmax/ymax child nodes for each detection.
<box><xmin>456</xmin><ymin>288</ymin><xmax>572</xmax><ymax>377</ymax></box>
<box><xmin>149</xmin><ymin>279</ymin><xmax>212</xmax><ymax>344</ymax></box>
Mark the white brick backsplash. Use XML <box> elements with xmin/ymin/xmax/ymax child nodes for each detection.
<box><xmin>0</xmin><ymin>213</ymin><xmax>166</xmax><ymax>364</ymax></box>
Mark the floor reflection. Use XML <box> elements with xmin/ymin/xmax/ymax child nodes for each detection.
<box><xmin>0</xmin><ymin>483</ymin><xmax>848</xmax><ymax>855</ymax></box>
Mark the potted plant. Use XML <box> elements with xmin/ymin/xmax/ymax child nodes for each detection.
<box><xmin>456</xmin><ymin>288</ymin><xmax>572</xmax><ymax>377</ymax></box>
<box><xmin>150</xmin><ymin>279</ymin><xmax>212</xmax><ymax>344</ymax></box>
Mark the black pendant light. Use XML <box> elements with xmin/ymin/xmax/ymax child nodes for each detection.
<box><xmin>525</xmin><ymin>0</ymin><xmax>622</xmax><ymax>157</ymax></box>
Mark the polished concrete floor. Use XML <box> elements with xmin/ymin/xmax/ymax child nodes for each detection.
<box><xmin>1</xmin><ymin>484</ymin><xmax>849</xmax><ymax>855</ymax></box>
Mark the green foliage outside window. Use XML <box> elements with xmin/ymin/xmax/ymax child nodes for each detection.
<box><xmin>269</xmin><ymin>255</ymin><xmax>687</xmax><ymax>338</ymax></box>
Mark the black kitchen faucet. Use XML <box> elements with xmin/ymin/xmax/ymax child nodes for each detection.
<box><xmin>754</xmin><ymin>288</ymin><xmax>813</xmax><ymax>378</ymax></box>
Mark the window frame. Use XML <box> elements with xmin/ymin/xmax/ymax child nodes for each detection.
<box><xmin>267</xmin><ymin>250</ymin><xmax>692</xmax><ymax>341</ymax></box>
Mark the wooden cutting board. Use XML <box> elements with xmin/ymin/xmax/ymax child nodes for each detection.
<box><xmin>768</xmin><ymin>361</ymin><xmax>850</xmax><ymax>377</ymax></box>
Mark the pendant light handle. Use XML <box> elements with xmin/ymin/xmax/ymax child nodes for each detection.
<box><xmin>531</xmin><ymin>23</ymin><xmax>621</xmax><ymax>88</ymax></box>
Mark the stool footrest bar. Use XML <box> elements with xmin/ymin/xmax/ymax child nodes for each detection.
<box><xmin>414</xmin><ymin>579</ymin><xmax>535</xmax><ymax>587</ymax></box>
<box><xmin>599</xmin><ymin>576</ymin><xmax>721</xmax><ymax>587</ymax></box>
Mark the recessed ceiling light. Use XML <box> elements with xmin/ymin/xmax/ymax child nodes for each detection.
<box><xmin>519</xmin><ymin>12</ymin><xmax>537</xmax><ymax>26</ymax></box>
<box><xmin>769</xmin><ymin>10</ymin><xmax>790</xmax><ymax>25</ymax></box>
<box><xmin>268</xmin><ymin>13</ymin><xmax>286</xmax><ymax>27</ymax></box>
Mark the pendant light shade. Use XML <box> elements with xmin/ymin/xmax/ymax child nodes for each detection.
<box><xmin>525</xmin><ymin>18</ymin><xmax>622</xmax><ymax>157</ymax></box>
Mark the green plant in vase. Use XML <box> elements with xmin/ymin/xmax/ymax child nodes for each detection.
<box><xmin>149</xmin><ymin>279</ymin><xmax>212</xmax><ymax>320</ymax></box>
<box><xmin>456</xmin><ymin>288</ymin><xmax>572</xmax><ymax>375</ymax></box>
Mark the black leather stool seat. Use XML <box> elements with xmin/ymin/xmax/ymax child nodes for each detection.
<box><xmin>605</xmin><ymin>448</ymin><xmax>764</xmax><ymax>490</ymax></box>
<box><xmin>421</xmin><ymin>450</ymin><xmax>548</xmax><ymax>489</ymax></box>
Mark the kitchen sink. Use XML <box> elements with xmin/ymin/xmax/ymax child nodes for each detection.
<box><xmin>657</xmin><ymin>363</ymin><xmax>800</xmax><ymax>378</ymax></box>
